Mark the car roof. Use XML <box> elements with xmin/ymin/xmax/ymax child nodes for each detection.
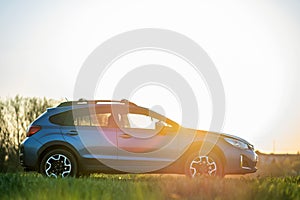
<box><xmin>57</xmin><ymin>99</ymin><xmax>137</xmax><ymax>107</ymax></box>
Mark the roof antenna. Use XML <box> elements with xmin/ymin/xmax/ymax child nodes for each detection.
<box><xmin>65</xmin><ymin>97</ymin><xmax>69</xmax><ymax>101</ymax></box>
<box><xmin>78</xmin><ymin>98</ymin><xmax>87</xmax><ymax>102</ymax></box>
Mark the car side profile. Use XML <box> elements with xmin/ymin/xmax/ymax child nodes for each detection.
<box><xmin>20</xmin><ymin>99</ymin><xmax>257</xmax><ymax>178</ymax></box>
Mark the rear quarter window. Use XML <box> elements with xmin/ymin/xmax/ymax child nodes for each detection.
<box><xmin>49</xmin><ymin>111</ymin><xmax>75</xmax><ymax>126</ymax></box>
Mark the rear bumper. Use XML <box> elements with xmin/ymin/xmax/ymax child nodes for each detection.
<box><xmin>19</xmin><ymin>137</ymin><xmax>42</xmax><ymax>170</ymax></box>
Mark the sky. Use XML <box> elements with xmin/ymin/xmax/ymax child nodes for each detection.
<box><xmin>1</xmin><ymin>0</ymin><xmax>300</xmax><ymax>153</ymax></box>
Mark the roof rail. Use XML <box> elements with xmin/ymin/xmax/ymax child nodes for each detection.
<box><xmin>57</xmin><ymin>99</ymin><xmax>137</xmax><ymax>107</ymax></box>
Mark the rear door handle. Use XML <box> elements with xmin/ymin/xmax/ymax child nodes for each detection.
<box><xmin>67</xmin><ymin>130</ymin><xmax>78</xmax><ymax>135</ymax></box>
<box><xmin>119</xmin><ymin>133</ymin><xmax>132</xmax><ymax>139</ymax></box>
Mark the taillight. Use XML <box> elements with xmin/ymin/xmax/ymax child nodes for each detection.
<box><xmin>27</xmin><ymin>125</ymin><xmax>41</xmax><ymax>137</ymax></box>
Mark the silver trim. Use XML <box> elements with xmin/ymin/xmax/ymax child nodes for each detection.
<box><xmin>240</xmin><ymin>155</ymin><xmax>252</xmax><ymax>170</ymax></box>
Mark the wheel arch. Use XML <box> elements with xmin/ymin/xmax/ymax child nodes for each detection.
<box><xmin>37</xmin><ymin>141</ymin><xmax>82</xmax><ymax>172</ymax></box>
<box><xmin>181</xmin><ymin>141</ymin><xmax>227</xmax><ymax>169</ymax></box>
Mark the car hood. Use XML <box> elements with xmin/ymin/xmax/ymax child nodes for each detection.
<box><xmin>219</xmin><ymin>132</ymin><xmax>252</xmax><ymax>145</ymax></box>
<box><xmin>185</xmin><ymin>128</ymin><xmax>252</xmax><ymax>145</ymax></box>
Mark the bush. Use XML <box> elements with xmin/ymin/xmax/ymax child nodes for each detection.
<box><xmin>0</xmin><ymin>96</ymin><xmax>58</xmax><ymax>172</ymax></box>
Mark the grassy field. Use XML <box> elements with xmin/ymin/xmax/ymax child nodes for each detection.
<box><xmin>0</xmin><ymin>173</ymin><xmax>299</xmax><ymax>200</ymax></box>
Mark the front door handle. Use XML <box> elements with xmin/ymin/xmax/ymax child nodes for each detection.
<box><xmin>119</xmin><ymin>133</ymin><xmax>132</xmax><ymax>139</ymax></box>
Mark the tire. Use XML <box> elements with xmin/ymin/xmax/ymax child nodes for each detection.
<box><xmin>40</xmin><ymin>149</ymin><xmax>78</xmax><ymax>178</ymax></box>
<box><xmin>184</xmin><ymin>151</ymin><xmax>224</xmax><ymax>178</ymax></box>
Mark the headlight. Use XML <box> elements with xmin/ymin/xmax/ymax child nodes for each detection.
<box><xmin>224</xmin><ymin>138</ymin><xmax>249</xmax><ymax>150</ymax></box>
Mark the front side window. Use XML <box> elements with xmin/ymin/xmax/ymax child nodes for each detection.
<box><xmin>127</xmin><ymin>113</ymin><xmax>158</xmax><ymax>130</ymax></box>
<box><xmin>119</xmin><ymin>112</ymin><xmax>172</xmax><ymax>130</ymax></box>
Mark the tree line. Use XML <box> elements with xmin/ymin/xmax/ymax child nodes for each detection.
<box><xmin>0</xmin><ymin>96</ymin><xmax>58</xmax><ymax>172</ymax></box>
<box><xmin>1</xmin><ymin>96</ymin><xmax>299</xmax><ymax>176</ymax></box>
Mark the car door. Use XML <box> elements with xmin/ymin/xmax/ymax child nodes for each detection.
<box><xmin>60</xmin><ymin>106</ymin><xmax>118</xmax><ymax>166</ymax></box>
<box><xmin>115</xmin><ymin>107</ymin><xmax>179</xmax><ymax>172</ymax></box>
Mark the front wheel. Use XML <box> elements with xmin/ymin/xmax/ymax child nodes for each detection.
<box><xmin>40</xmin><ymin>149</ymin><xmax>78</xmax><ymax>178</ymax></box>
<box><xmin>184</xmin><ymin>152</ymin><xmax>223</xmax><ymax>178</ymax></box>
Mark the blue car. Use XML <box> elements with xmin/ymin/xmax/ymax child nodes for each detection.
<box><xmin>20</xmin><ymin>99</ymin><xmax>257</xmax><ymax>178</ymax></box>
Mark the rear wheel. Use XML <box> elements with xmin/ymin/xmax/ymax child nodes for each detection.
<box><xmin>40</xmin><ymin>149</ymin><xmax>78</xmax><ymax>178</ymax></box>
<box><xmin>184</xmin><ymin>152</ymin><xmax>223</xmax><ymax>178</ymax></box>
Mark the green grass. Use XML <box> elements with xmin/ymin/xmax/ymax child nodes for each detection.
<box><xmin>0</xmin><ymin>173</ymin><xmax>299</xmax><ymax>200</ymax></box>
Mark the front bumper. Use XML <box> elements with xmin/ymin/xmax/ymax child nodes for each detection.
<box><xmin>224</xmin><ymin>149</ymin><xmax>258</xmax><ymax>175</ymax></box>
<box><xmin>240</xmin><ymin>153</ymin><xmax>258</xmax><ymax>172</ymax></box>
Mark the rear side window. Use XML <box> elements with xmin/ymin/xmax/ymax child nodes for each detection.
<box><xmin>49</xmin><ymin>108</ymin><xmax>118</xmax><ymax>127</ymax></box>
